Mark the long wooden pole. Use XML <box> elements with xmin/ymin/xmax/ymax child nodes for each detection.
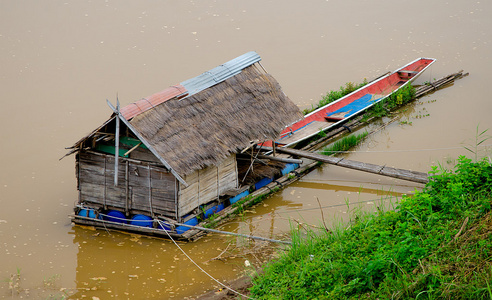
<box><xmin>268</xmin><ymin>147</ymin><xmax>429</xmax><ymax>184</ymax></box>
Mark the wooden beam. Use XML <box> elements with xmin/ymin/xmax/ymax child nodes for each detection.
<box><xmin>268</xmin><ymin>147</ymin><xmax>429</xmax><ymax>184</ymax></box>
<box><xmin>255</xmin><ymin>154</ymin><xmax>303</xmax><ymax>164</ymax></box>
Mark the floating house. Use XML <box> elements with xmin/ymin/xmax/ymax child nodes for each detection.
<box><xmin>66</xmin><ymin>51</ymin><xmax>303</xmax><ymax>239</ymax></box>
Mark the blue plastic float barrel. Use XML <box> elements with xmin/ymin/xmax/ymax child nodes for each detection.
<box><xmin>158</xmin><ymin>222</ymin><xmax>171</xmax><ymax>231</ymax></box>
<box><xmin>204</xmin><ymin>205</ymin><xmax>218</xmax><ymax>218</ymax></box>
<box><xmin>130</xmin><ymin>214</ymin><xmax>153</xmax><ymax>228</ymax></box>
<box><xmin>281</xmin><ymin>163</ymin><xmax>299</xmax><ymax>176</ymax></box>
<box><xmin>229</xmin><ymin>190</ymin><xmax>249</xmax><ymax>204</ymax></box>
<box><xmin>254</xmin><ymin>177</ymin><xmax>273</xmax><ymax>190</ymax></box>
<box><xmin>104</xmin><ymin>210</ymin><xmax>127</xmax><ymax>224</ymax></box>
<box><xmin>78</xmin><ymin>208</ymin><xmax>102</xmax><ymax>219</ymax></box>
<box><xmin>176</xmin><ymin>217</ymin><xmax>198</xmax><ymax>235</ymax></box>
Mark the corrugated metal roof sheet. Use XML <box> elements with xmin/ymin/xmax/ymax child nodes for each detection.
<box><xmin>179</xmin><ymin>51</ymin><xmax>261</xmax><ymax>97</ymax></box>
<box><xmin>120</xmin><ymin>51</ymin><xmax>261</xmax><ymax>120</ymax></box>
<box><xmin>120</xmin><ymin>84</ymin><xmax>186</xmax><ymax>120</ymax></box>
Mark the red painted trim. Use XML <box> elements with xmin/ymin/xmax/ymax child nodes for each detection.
<box><xmin>120</xmin><ymin>84</ymin><xmax>187</xmax><ymax>120</ymax></box>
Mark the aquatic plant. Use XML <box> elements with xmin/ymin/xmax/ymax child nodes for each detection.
<box><xmin>4</xmin><ymin>267</ymin><xmax>21</xmax><ymax>297</ymax></box>
<box><xmin>463</xmin><ymin>124</ymin><xmax>491</xmax><ymax>162</ymax></box>
<box><xmin>2</xmin><ymin>269</ymin><xmax>69</xmax><ymax>299</ymax></box>
<box><xmin>320</xmin><ymin>131</ymin><xmax>368</xmax><ymax>156</ymax></box>
<box><xmin>386</xmin><ymin>84</ymin><xmax>415</xmax><ymax>110</ymax></box>
<box><xmin>362</xmin><ymin>84</ymin><xmax>416</xmax><ymax>122</ymax></box>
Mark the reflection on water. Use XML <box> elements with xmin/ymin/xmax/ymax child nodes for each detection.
<box><xmin>1</xmin><ymin>0</ymin><xmax>492</xmax><ymax>298</ymax></box>
<box><xmin>70</xmin><ymin>227</ymin><xmax>242</xmax><ymax>299</ymax></box>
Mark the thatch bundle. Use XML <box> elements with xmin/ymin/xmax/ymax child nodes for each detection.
<box><xmin>237</xmin><ymin>159</ymin><xmax>285</xmax><ymax>186</ymax></box>
<box><xmin>130</xmin><ymin>64</ymin><xmax>303</xmax><ymax>176</ymax></box>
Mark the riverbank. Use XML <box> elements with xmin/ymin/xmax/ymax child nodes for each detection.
<box><xmin>248</xmin><ymin>155</ymin><xmax>492</xmax><ymax>299</ymax></box>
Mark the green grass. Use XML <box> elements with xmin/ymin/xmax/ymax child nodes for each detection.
<box><xmin>320</xmin><ymin>131</ymin><xmax>368</xmax><ymax>156</ymax></box>
<box><xmin>250</xmin><ymin>156</ymin><xmax>492</xmax><ymax>299</ymax></box>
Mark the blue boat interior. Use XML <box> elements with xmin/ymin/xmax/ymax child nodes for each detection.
<box><xmin>326</xmin><ymin>94</ymin><xmax>381</xmax><ymax>119</ymax></box>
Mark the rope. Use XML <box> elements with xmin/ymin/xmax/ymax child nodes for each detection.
<box><xmin>274</xmin><ymin>195</ymin><xmax>403</xmax><ymax>214</ymax></box>
<box><xmin>156</xmin><ymin>220</ymin><xmax>255</xmax><ymax>300</ymax></box>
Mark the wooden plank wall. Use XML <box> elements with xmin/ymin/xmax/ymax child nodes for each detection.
<box><xmin>178</xmin><ymin>154</ymin><xmax>238</xmax><ymax>218</ymax></box>
<box><xmin>77</xmin><ymin>151</ymin><xmax>177</xmax><ymax>218</ymax></box>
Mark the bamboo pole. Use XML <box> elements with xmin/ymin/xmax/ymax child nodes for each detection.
<box><xmin>123</xmin><ymin>142</ymin><xmax>143</xmax><ymax>157</ymax></box>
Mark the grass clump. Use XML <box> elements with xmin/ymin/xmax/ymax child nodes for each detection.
<box><xmin>362</xmin><ymin>84</ymin><xmax>416</xmax><ymax>121</ymax></box>
<box><xmin>303</xmin><ymin>80</ymin><xmax>368</xmax><ymax>115</ymax></box>
<box><xmin>320</xmin><ymin>131</ymin><xmax>368</xmax><ymax>156</ymax></box>
<box><xmin>250</xmin><ymin>156</ymin><xmax>492</xmax><ymax>299</ymax></box>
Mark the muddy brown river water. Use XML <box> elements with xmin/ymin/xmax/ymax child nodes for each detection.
<box><xmin>1</xmin><ymin>1</ymin><xmax>492</xmax><ymax>298</ymax></box>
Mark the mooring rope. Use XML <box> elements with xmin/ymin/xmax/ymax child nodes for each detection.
<box><xmin>156</xmin><ymin>219</ymin><xmax>255</xmax><ymax>300</ymax></box>
<box><xmin>275</xmin><ymin>195</ymin><xmax>403</xmax><ymax>214</ymax></box>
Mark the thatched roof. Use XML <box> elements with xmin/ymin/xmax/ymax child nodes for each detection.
<box><xmin>130</xmin><ymin>64</ymin><xmax>303</xmax><ymax>176</ymax></box>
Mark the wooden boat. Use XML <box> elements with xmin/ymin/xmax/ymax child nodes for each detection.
<box><xmin>274</xmin><ymin>57</ymin><xmax>436</xmax><ymax>147</ymax></box>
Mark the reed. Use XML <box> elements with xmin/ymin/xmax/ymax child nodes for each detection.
<box><xmin>320</xmin><ymin>131</ymin><xmax>368</xmax><ymax>156</ymax></box>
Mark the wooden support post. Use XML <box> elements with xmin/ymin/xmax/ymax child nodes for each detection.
<box><xmin>217</xmin><ymin>165</ymin><xmax>220</xmax><ymax>200</ymax></box>
<box><xmin>103</xmin><ymin>158</ymin><xmax>107</xmax><ymax>210</ymax></box>
<box><xmin>174</xmin><ymin>177</ymin><xmax>179</xmax><ymax>221</ymax></box>
<box><xmin>125</xmin><ymin>160</ymin><xmax>129</xmax><ymax>216</ymax></box>
<box><xmin>114</xmin><ymin>99</ymin><xmax>120</xmax><ymax>186</ymax></box>
<box><xmin>197</xmin><ymin>169</ymin><xmax>200</xmax><ymax>208</ymax></box>
<box><xmin>148</xmin><ymin>165</ymin><xmax>154</xmax><ymax>218</ymax></box>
